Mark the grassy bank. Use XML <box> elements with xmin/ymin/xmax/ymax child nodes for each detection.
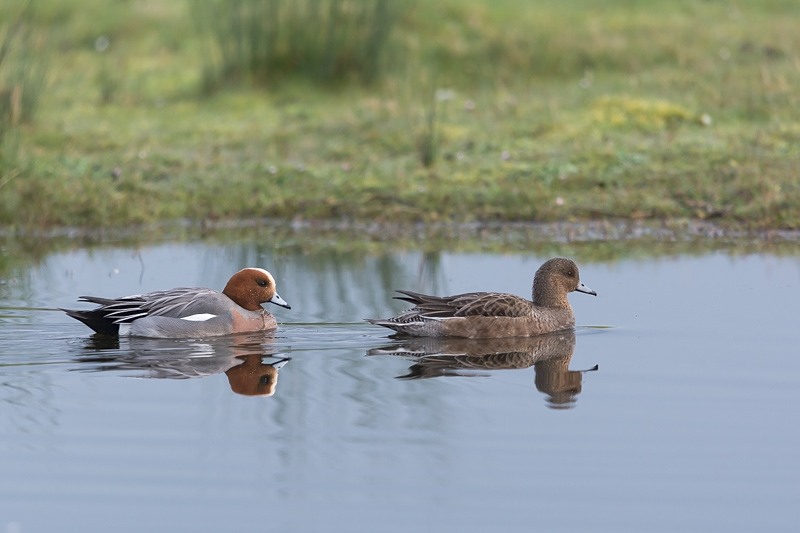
<box><xmin>1</xmin><ymin>0</ymin><xmax>799</xmax><ymax>229</ymax></box>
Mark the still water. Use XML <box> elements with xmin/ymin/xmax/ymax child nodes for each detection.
<box><xmin>1</xmin><ymin>227</ymin><xmax>799</xmax><ymax>532</ymax></box>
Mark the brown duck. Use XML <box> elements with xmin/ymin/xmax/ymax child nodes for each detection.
<box><xmin>367</xmin><ymin>257</ymin><xmax>596</xmax><ymax>338</ymax></box>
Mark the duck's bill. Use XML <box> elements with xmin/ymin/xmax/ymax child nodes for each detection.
<box><xmin>575</xmin><ymin>283</ymin><xmax>597</xmax><ymax>296</ymax></box>
<box><xmin>269</xmin><ymin>293</ymin><xmax>292</xmax><ymax>309</ymax></box>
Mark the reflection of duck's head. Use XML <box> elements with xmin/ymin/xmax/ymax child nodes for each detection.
<box><xmin>224</xmin><ymin>355</ymin><xmax>289</xmax><ymax>397</ymax></box>
<box><xmin>534</xmin><ymin>356</ymin><xmax>585</xmax><ymax>409</ymax></box>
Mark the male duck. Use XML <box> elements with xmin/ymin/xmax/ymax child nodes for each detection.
<box><xmin>63</xmin><ymin>267</ymin><xmax>290</xmax><ymax>338</ymax></box>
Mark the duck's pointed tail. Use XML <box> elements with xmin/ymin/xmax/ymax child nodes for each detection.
<box><xmin>61</xmin><ymin>308</ymin><xmax>120</xmax><ymax>336</ymax></box>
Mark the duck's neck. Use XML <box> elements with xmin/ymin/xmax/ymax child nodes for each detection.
<box><xmin>531</xmin><ymin>280</ymin><xmax>571</xmax><ymax>309</ymax></box>
<box><xmin>223</xmin><ymin>283</ymin><xmax>262</xmax><ymax>312</ymax></box>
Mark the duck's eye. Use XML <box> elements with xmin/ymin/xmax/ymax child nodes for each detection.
<box><xmin>566</xmin><ymin>270</ymin><xmax>575</xmax><ymax>277</ymax></box>
<box><xmin>256</xmin><ymin>279</ymin><xmax>269</xmax><ymax>287</ymax></box>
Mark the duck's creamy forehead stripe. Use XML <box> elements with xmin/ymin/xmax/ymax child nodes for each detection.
<box><xmin>181</xmin><ymin>313</ymin><xmax>217</xmax><ymax>322</ymax></box>
<box><xmin>252</xmin><ymin>268</ymin><xmax>273</xmax><ymax>280</ymax></box>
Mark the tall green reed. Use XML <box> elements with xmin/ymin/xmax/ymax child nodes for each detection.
<box><xmin>192</xmin><ymin>0</ymin><xmax>397</xmax><ymax>91</ymax></box>
<box><xmin>0</xmin><ymin>1</ymin><xmax>48</xmax><ymax>167</ymax></box>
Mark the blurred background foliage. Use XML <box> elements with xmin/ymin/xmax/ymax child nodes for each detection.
<box><xmin>0</xmin><ymin>0</ymin><xmax>798</xmax><ymax>229</ymax></box>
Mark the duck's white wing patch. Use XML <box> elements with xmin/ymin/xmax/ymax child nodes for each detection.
<box><xmin>181</xmin><ymin>313</ymin><xmax>217</xmax><ymax>322</ymax></box>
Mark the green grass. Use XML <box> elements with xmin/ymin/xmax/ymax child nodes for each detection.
<box><xmin>1</xmin><ymin>0</ymin><xmax>799</xmax><ymax>230</ymax></box>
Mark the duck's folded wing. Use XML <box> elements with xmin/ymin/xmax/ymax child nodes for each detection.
<box><xmin>451</xmin><ymin>292</ymin><xmax>532</xmax><ymax>317</ymax></box>
<box><xmin>395</xmin><ymin>290</ymin><xmax>531</xmax><ymax>318</ymax></box>
<box><xmin>80</xmin><ymin>288</ymin><xmax>228</xmax><ymax>323</ymax></box>
<box><xmin>140</xmin><ymin>288</ymin><xmax>230</xmax><ymax>318</ymax></box>
<box><xmin>394</xmin><ymin>290</ymin><xmax>485</xmax><ymax>318</ymax></box>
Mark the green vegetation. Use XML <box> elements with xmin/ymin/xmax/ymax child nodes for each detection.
<box><xmin>0</xmin><ymin>2</ymin><xmax>48</xmax><ymax>172</ymax></box>
<box><xmin>193</xmin><ymin>0</ymin><xmax>395</xmax><ymax>91</ymax></box>
<box><xmin>1</xmin><ymin>0</ymin><xmax>799</xmax><ymax>230</ymax></box>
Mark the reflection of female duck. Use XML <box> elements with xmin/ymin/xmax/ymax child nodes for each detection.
<box><xmin>76</xmin><ymin>334</ymin><xmax>289</xmax><ymax>397</ymax></box>
<box><xmin>369</xmin><ymin>331</ymin><xmax>596</xmax><ymax>408</ymax></box>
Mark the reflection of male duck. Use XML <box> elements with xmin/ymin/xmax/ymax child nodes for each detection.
<box><xmin>76</xmin><ymin>333</ymin><xmax>289</xmax><ymax>397</ymax></box>
<box><xmin>369</xmin><ymin>331</ymin><xmax>596</xmax><ymax>409</ymax></box>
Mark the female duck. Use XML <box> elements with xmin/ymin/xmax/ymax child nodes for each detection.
<box><xmin>367</xmin><ymin>257</ymin><xmax>596</xmax><ymax>338</ymax></box>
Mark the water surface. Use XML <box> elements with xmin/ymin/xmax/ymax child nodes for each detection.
<box><xmin>1</xmin><ymin>231</ymin><xmax>798</xmax><ymax>532</ymax></box>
